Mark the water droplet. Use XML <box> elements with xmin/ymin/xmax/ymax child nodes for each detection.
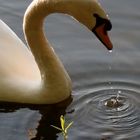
<box><xmin>109</xmin><ymin>66</ymin><xmax>112</xmax><ymax>71</ymax></box>
<box><xmin>110</xmin><ymin>87</ymin><xmax>113</xmax><ymax>89</ymax></box>
<box><xmin>109</xmin><ymin>50</ymin><xmax>112</xmax><ymax>53</ymax></box>
<box><xmin>118</xmin><ymin>90</ymin><xmax>122</xmax><ymax>94</ymax></box>
<box><xmin>108</xmin><ymin>81</ymin><xmax>113</xmax><ymax>89</ymax></box>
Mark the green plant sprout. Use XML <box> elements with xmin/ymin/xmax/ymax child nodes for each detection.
<box><xmin>51</xmin><ymin>115</ymin><xmax>73</xmax><ymax>140</ymax></box>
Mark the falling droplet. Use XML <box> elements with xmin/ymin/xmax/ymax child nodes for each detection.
<box><xmin>109</xmin><ymin>66</ymin><xmax>112</xmax><ymax>71</ymax></box>
<box><xmin>109</xmin><ymin>50</ymin><xmax>112</xmax><ymax>53</ymax></box>
<box><xmin>108</xmin><ymin>81</ymin><xmax>113</xmax><ymax>90</ymax></box>
<box><xmin>107</xmin><ymin>50</ymin><xmax>113</xmax><ymax>89</ymax></box>
<box><xmin>110</xmin><ymin>86</ymin><xmax>113</xmax><ymax>89</ymax></box>
<box><xmin>116</xmin><ymin>90</ymin><xmax>122</xmax><ymax>102</ymax></box>
<box><xmin>118</xmin><ymin>90</ymin><xmax>122</xmax><ymax>94</ymax></box>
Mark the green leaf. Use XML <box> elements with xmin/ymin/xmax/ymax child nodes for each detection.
<box><xmin>51</xmin><ymin>125</ymin><xmax>62</xmax><ymax>131</ymax></box>
<box><xmin>65</xmin><ymin>121</ymin><xmax>73</xmax><ymax>133</ymax></box>
<box><xmin>60</xmin><ymin>115</ymin><xmax>65</xmax><ymax>130</ymax></box>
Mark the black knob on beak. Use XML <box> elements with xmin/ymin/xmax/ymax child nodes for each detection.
<box><xmin>92</xmin><ymin>14</ymin><xmax>113</xmax><ymax>50</ymax></box>
<box><xmin>104</xmin><ymin>20</ymin><xmax>112</xmax><ymax>31</ymax></box>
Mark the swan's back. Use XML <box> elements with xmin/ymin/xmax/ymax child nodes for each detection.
<box><xmin>0</xmin><ymin>19</ymin><xmax>40</xmax><ymax>81</ymax></box>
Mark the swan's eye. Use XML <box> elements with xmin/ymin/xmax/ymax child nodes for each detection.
<box><xmin>93</xmin><ymin>14</ymin><xmax>112</xmax><ymax>33</ymax></box>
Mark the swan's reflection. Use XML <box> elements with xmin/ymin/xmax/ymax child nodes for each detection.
<box><xmin>0</xmin><ymin>96</ymin><xmax>73</xmax><ymax>140</ymax></box>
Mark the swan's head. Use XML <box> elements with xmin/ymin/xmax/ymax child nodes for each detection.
<box><xmin>61</xmin><ymin>0</ymin><xmax>113</xmax><ymax>50</ymax></box>
<box><xmin>24</xmin><ymin>0</ymin><xmax>113</xmax><ymax>50</ymax></box>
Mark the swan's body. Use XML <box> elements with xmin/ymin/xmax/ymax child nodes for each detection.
<box><xmin>0</xmin><ymin>0</ymin><xmax>112</xmax><ymax>104</ymax></box>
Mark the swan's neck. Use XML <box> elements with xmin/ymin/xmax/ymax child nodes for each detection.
<box><xmin>23</xmin><ymin>0</ymin><xmax>71</xmax><ymax>103</ymax></box>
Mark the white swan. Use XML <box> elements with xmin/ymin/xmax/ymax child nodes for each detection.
<box><xmin>0</xmin><ymin>0</ymin><xmax>113</xmax><ymax>104</ymax></box>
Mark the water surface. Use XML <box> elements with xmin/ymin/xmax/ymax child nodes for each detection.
<box><xmin>0</xmin><ymin>0</ymin><xmax>140</xmax><ymax>140</ymax></box>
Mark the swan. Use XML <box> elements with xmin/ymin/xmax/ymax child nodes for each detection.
<box><xmin>0</xmin><ymin>0</ymin><xmax>113</xmax><ymax>104</ymax></box>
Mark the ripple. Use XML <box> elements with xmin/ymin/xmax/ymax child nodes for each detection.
<box><xmin>69</xmin><ymin>83</ymin><xmax>140</xmax><ymax>139</ymax></box>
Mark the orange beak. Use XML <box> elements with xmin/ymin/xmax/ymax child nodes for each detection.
<box><xmin>94</xmin><ymin>23</ymin><xmax>113</xmax><ymax>50</ymax></box>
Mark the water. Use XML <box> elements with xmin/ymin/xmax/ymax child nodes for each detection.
<box><xmin>0</xmin><ymin>0</ymin><xmax>140</xmax><ymax>139</ymax></box>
